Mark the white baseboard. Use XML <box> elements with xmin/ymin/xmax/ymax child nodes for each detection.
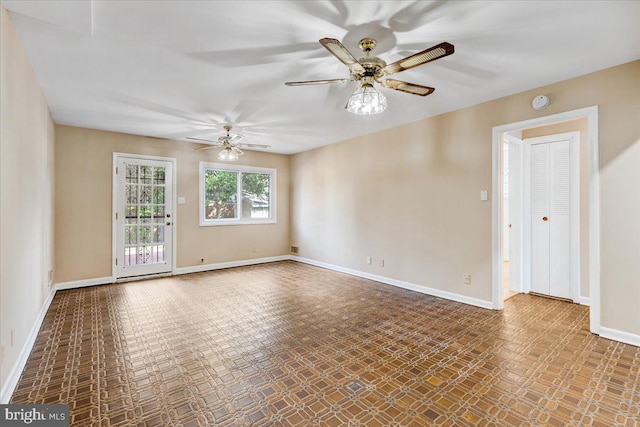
<box><xmin>55</xmin><ymin>276</ymin><xmax>113</xmax><ymax>291</ymax></box>
<box><xmin>0</xmin><ymin>288</ymin><xmax>56</xmax><ymax>404</ymax></box>
<box><xmin>54</xmin><ymin>257</ymin><xmax>291</xmax><ymax>291</ymax></box>
<box><xmin>290</xmin><ymin>256</ymin><xmax>493</xmax><ymax>310</ymax></box>
<box><xmin>578</xmin><ymin>296</ymin><xmax>590</xmax><ymax>306</ymax></box>
<box><xmin>174</xmin><ymin>255</ymin><xmax>290</xmax><ymax>275</ymax></box>
<box><xmin>599</xmin><ymin>327</ymin><xmax>640</xmax><ymax>348</ymax></box>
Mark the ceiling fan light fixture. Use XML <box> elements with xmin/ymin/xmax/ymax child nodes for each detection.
<box><xmin>347</xmin><ymin>83</ymin><xmax>387</xmax><ymax>115</ymax></box>
<box><xmin>218</xmin><ymin>147</ymin><xmax>239</xmax><ymax>162</ymax></box>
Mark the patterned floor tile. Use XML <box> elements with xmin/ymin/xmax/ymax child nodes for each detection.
<box><xmin>10</xmin><ymin>261</ymin><xmax>640</xmax><ymax>426</ymax></box>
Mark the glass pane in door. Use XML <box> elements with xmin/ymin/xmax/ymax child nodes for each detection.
<box><xmin>124</xmin><ymin>165</ymin><xmax>167</xmax><ymax>266</ymax></box>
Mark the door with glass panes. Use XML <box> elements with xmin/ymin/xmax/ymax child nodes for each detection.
<box><xmin>115</xmin><ymin>156</ymin><xmax>173</xmax><ymax>278</ymax></box>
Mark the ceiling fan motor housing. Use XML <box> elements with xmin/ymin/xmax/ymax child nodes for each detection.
<box><xmin>354</xmin><ymin>39</ymin><xmax>387</xmax><ymax>81</ymax></box>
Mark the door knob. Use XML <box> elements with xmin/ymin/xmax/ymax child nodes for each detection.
<box><xmin>166</xmin><ymin>222</ymin><xmax>171</xmax><ymax>226</ymax></box>
<box><xmin>542</xmin><ymin>216</ymin><xmax>548</xmax><ymax>221</ymax></box>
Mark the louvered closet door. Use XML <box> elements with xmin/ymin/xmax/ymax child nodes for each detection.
<box><xmin>530</xmin><ymin>140</ymin><xmax>571</xmax><ymax>299</ymax></box>
<box><xmin>531</xmin><ymin>143</ymin><xmax>550</xmax><ymax>295</ymax></box>
<box><xmin>549</xmin><ymin>140</ymin><xmax>571</xmax><ymax>299</ymax></box>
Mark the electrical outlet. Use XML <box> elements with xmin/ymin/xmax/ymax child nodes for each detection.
<box><xmin>366</xmin><ymin>257</ymin><xmax>372</xmax><ymax>265</ymax></box>
<box><xmin>290</xmin><ymin>245</ymin><xmax>299</xmax><ymax>254</ymax></box>
<box><xmin>463</xmin><ymin>274</ymin><xmax>471</xmax><ymax>285</ymax></box>
<box><xmin>380</xmin><ymin>259</ymin><xmax>385</xmax><ymax>267</ymax></box>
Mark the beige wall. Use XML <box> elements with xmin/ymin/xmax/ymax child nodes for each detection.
<box><xmin>55</xmin><ymin>125</ymin><xmax>290</xmax><ymax>283</ymax></box>
<box><xmin>291</xmin><ymin>60</ymin><xmax>640</xmax><ymax>336</ymax></box>
<box><xmin>522</xmin><ymin>118</ymin><xmax>590</xmax><ymax>298</ymax></box>
<box><xmin>0</xmin><ymin>6</ymin><xmax>55</xmax><ymax>396</ymax></box>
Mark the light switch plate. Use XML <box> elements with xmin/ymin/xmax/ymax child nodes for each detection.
<box><xmin>480</xmin><ymin>190</ymin><xmax>488</xmax><ymax>201</ymax></box>
<box><xmin>178</xmin><ymin>197</ymin><xmax>186</xmax><ymax>204</ymax></box>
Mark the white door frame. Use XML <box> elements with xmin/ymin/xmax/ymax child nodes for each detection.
<box><xmin>112</xmin><ymin>153</ymin><xmax>177</xmax><ymax>282</ymax></box>
<box><xmin>523</xmin><ymin>132</ymin><xmax>580</xmax><ymax>300</ymax></box>
<box><xmin>491</xmin><ymin>106</ymin><xmax>600</xmax><ymax>335</ymax></box>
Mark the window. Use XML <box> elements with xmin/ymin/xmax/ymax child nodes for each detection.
<box><xmin>199</xmin><ymin>162</ymin><xmax>276</xmax><ymax>226</ymax></box>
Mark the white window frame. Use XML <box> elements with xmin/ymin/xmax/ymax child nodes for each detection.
<box><xmin>199</xmin><ymin>162</ymin><xmax>277</xmax><ymax>226</ymax></box>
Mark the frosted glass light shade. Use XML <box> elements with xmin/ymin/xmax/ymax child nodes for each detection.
<box><xmin>347</xmin><ymin>83</ymin><xmax>387</xmax><ymax>115</ymax></box>
<box><xmin>218</xmin><ymin>147</ymin><xmax>239</xmax><ymax>162</ymax></box>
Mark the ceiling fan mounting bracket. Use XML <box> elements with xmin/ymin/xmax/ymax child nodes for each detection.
<box><xmin>359</xmin><ymin>38</ymin><xmax>377</xmax><ymax>55</ymax></box>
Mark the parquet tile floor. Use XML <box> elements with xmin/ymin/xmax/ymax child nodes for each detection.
<box><xmin>10</xmin><ymin>261</ymin><xmax>640</xmax><ymax>426</ymax></box>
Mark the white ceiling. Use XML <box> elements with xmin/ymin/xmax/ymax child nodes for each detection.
<box><xmin>3</xmin><ymin>1</ymin><xmax>639</xmax><ymax>154</ymax></box>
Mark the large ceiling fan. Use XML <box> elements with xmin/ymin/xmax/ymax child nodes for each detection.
<box><xmin>187</xmin><ymin>125</ymin><xmax>271</xmax><ymax>161</ymax></box>
<box><xmin>285</xmin><ymin>37</ymin><xmax>454</xmax><ymax>115</ymax></box>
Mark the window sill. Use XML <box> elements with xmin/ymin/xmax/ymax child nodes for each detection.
<box><xmin>199</xmin><ymin>219</ymin><xmax>277</xmax><ymax>227</ymax></box>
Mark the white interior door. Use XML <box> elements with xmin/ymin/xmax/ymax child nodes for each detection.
<box><xmin>529</xmin><ymin>138</ymin><xmax>574</xmax><ymax>299</ymax></box>
<box><xmin>531</xmin><ymin>143</ymin><xmax>551</xmax><ymax>295</ymax></box>
<box><xmin>503</xmin><ymin>143</ymin><xmax>510</xmax><ymax>261</ymax></box>
<box><xmin>115</xmin><ymin>156</ymin><xmax>174</xmax><ymax>279</ymax></box>
<box><xmin>549</xmin><ymin>140</ymin><xmax>572</xmax><ymax>299</ymax></box>
<box><xmin>507</xmin><ymin>139</ymin><xmax>523</xmax><ymax>292</ymax></box>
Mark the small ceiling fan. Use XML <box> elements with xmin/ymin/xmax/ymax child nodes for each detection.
<box><xmin>187</xmin><ymin>125</ymin><xmax>271</xmax><ymax>161</ymax></box>
<box><xmin>285</xmin><ymin>37</ymin><xmax>454</xmax><ymax>114</ymax></box>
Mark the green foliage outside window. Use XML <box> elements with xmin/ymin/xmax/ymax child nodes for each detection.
<box><xmin>204</xmin><ymin>169</ymin><xmax>271</xmax><ymax>220</ymax></box>
<box><xmin>205</xmin><ymin>170</ymin><xmax>237</xmax><ymax>218</ymax></box>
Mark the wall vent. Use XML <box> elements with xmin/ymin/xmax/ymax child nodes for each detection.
<box><xmin>290</xmin><ymin>245</ymin><xmax>299</xmax><ymax>254</ymax></box>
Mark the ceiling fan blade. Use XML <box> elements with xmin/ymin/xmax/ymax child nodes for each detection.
<box><xmin>195</xmin><ymin>145</ymin><xmax>222</xmax><ymax>151</ymax></box>
<box><xmin>234</xmin><ymin>148</ymin><xmax>245</xmax><ymax>156</ymax></box>
<box><xmin>238</xmin><ymin>143</ymin><xmax>271</xmax><ymax>149</ymax></box>
<box><xmin>319</xmin><ymin>38</ymin><xmax>365</xmax><ymax>73</ymax></box>
<box><xmin>381</xmin><ymin>42</ymin><xmax>454</xmax><ymax>75</ymax></box>
<box><xmin>285</xmin><ymin>78</ymin><xmax>351</xmax><ymax>86</ymax></box>
<box><xmin>380</xmin><ymin>79</ymin><xmax>435</xmax><ymax>96</ymax></box>
<box><xmin>228</xmin><ymin>134</ymin><xmax>244</xmax><ymax>143</ymax></box>
<box><xmin>187</xmin><ymin>136</ymin><xmax>220</xmax><ymax>144</ymax></box>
